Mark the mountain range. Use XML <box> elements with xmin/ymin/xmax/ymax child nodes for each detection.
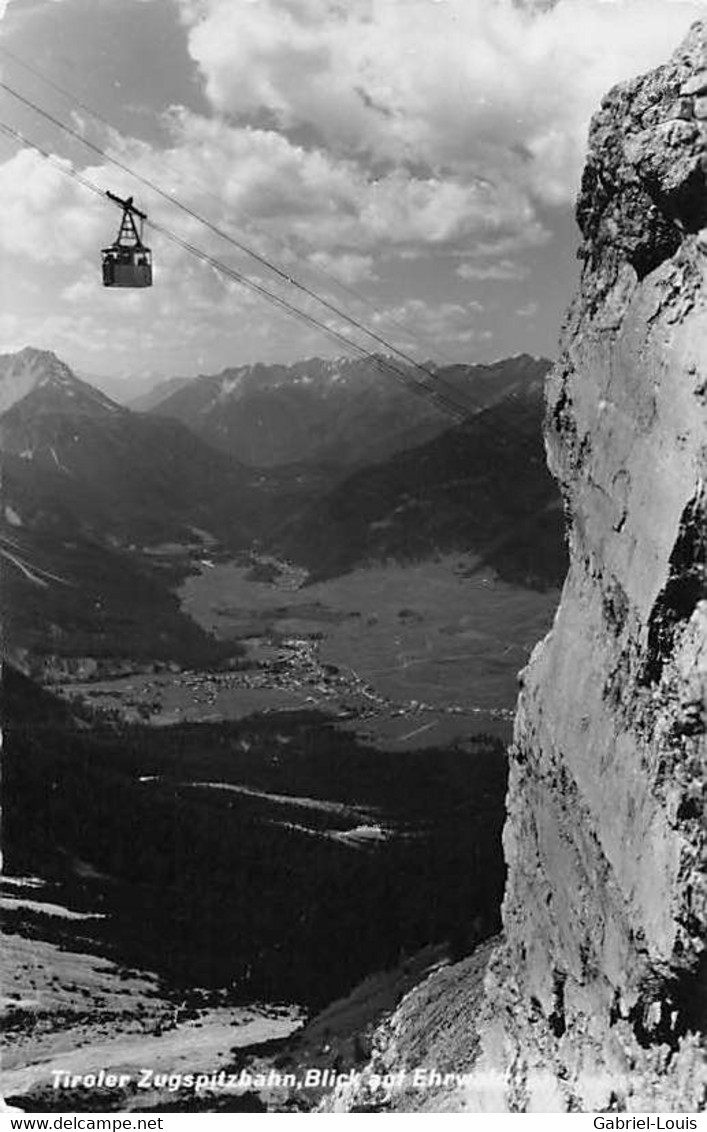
<box><xmin>1</xmin><ymin>346</ymin><xmax>564</xmax><ymax>666</ymax></box>
<box><xmin>137</xmin><ymin>353</ymin><xmax>551</xmax><ymax>469</ymax></box>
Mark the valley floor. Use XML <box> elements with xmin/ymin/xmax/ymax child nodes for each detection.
<box><xmin>54</xmin><ymin>554</ymin><xmax>558</xmax><ymax>750</ymax></box>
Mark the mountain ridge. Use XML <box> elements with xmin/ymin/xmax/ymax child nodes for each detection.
<box><xmin>141</xmin><ymin>353</ymin><xmax>553</xmax><ymax>469</ymax></box>
<box><xmin>0</xmin><ymin>349</ymin><xmax>257</xmax><ymax>665</ymax></box>
<box><xmin>0</xmin><ymin>347</ymin><xmax>120</xmax><ymax>419</ymax></box>
<box><xmin>0</xmin><ymin>347</ymin><xmax>276</xmax><ymax>548</ymax></box>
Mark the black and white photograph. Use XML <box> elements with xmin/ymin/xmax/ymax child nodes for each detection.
<box><xmin>0</xmin><ymin>0</ymin><xmax>705</xmax><ymax>1118</ymax></box>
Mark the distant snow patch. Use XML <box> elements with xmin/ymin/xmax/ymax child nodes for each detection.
<box><xmin>217</xmin><ymin>375</ymin><xmax>245</xmax><ymax>401</ymax></box>
<box><xmin>50</xmin><ymin>446</ymin><xmax>71</xmax><ymax>474</ymax></box>
<box><xmin>0</xmin><ymin>896</ymin><xmax>106</xmax><ymax>921</ymax></box>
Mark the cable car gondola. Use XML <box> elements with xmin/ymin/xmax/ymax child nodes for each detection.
<box><xmin>102</xmin><ymin>191</ymin><xmax>152</xmax><ymax>288</ymax></box>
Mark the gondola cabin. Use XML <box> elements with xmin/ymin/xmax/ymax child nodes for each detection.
<box><xmin>102</xmin><ymin>192</ymin><xmax>153</xmax><ymax>288</ymax></box>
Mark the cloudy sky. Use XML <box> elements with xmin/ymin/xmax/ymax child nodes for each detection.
<box><xmin>0</xmin><ymin>0</ymin><xmax>704</xmax><ymax>387</ymax></box>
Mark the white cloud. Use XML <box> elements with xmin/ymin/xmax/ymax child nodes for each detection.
<box><xmin>516</xmin><ymin>300</ymin><xmax>539</xmax><ymax>318</ymax></box>
<box><xmin>100</xmin><ymin>107</ymin><xmax>544</xmax><ymax>259</ymax></box>
<box><xmin>370</xmin><ymin>297</ymin><xmax>486</xmax><ymax>348</ymax></box>
<box><xmin>457</xmin><ymin>259</ymin><xmax>529</xmax><ymax>282</ymax></box>
<box><xmin>177</xmin><ymin>0</ymin><xmax>706</xmax><ymax>208</ymax></box>
<box><xmin>0</xmin><ymin>149</ymin><xmax>106</xmax><ymax>263</ymax></box>
<box><xmin>1</xmin><ymin>0</ymin><xmax>155</xmax><ymax>11</ymax></box>
<box><xmin>308</xmin><ymin>250</ymin><xmax>377</xmax><ymax>285</ymax></box>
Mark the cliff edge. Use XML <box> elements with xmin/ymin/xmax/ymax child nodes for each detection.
<box><xmin>327</xmin><ymin>21</ymin><xmax>707</xmax><ymax>1113</ymax></box>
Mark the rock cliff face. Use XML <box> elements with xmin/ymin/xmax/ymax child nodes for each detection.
<box><xmin>327</xmin><ymin>22</ymin><xmax>707</xmax><ymax>1113</ymax></box>
<box><xmin>469</xmin><ymin>21</ymin><xmax>707</xmax><ymax>1112</ymax></box>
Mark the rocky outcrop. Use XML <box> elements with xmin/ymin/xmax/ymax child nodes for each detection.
<box><xmin>328</xmin><ymin>22</ymin><xmax>707</xmax><ymax>1113</ymax></box>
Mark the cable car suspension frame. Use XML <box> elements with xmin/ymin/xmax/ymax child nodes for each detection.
<box><xmin>101</xmin><ymin>191</ymin><xmax>152</xmax><ymax>288</ymax></box>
